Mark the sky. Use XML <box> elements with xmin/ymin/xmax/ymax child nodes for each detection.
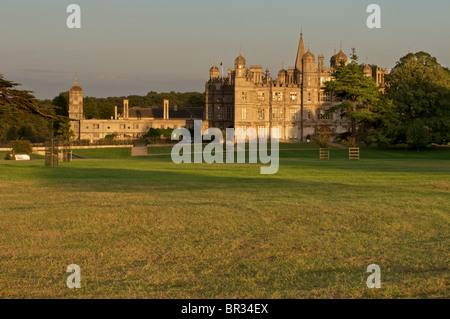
<box><xmin>1</xmin><ymin>0</ymin><xmax>449</xmax><ymax>99</ymax></box>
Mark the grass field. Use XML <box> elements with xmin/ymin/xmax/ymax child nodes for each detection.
<box><xmin>0</xmin><ymin>146</ymin><xmax>449</xmax><ymax>298</ymax></box>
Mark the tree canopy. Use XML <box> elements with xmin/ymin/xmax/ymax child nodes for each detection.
<box><xmin>0</xmin><ymin>74</ymin><xmax>59</xmax><ymax>120</ymax></box>
<box><xmin>323</xmin><ymin>61</ymin><xmax>395</xmax><ymax>143</ymax></box>
<box><xmin>385</xmin><ymin>51</ymin><xmax>450</xmax><ymax>144</ymax></box>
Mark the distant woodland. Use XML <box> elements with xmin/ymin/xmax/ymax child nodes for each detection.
<box><xmin>39</xmin><ymin>91</ymin><xmax>206</xmax><ymax>120</ymax></box>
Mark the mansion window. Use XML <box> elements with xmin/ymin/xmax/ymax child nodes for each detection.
<box><xmin>307</xmin><ymin>110</ymin><xmax>312</xmax><ymax>120</ymax></box>
<box><xmin>272</xmin><ymin>92</ymin><xmax>283</xmax><ymax>101</ymax></box>
<box><xmin>257</xmin><ymin>92</ymin><xmax>265</xmax><ymax>101</ymax></box>
<box><xmin>290</xmin><ymin>109</ymin><xmax>297</xmax><ymax>121</ymax></box>
<box><xmin>289</xmin><ymin>127</ymin><xmax>298</xmax><ymax>139</ymax></box>
<box><xmin>290</xmin><ymin>92</ymin><xmax>297</xmax><ymax>102</ymax></box>
<box><xmin>226</xmin><ymin>107</ymin><xmax>232</xmax><ymax>120</ymax></box>
<box><xmin>93</xmin><ymin>124</ymin><xmax>100</xmax><ymax>129</ymax></box>
<box><xmin>218</xmin><ymin>107</ymin><xmax>223</xmax><ymax>120</ymax></box>
<box><xmin>133</xmin><ymin>124</ymin><xmax>139</xmax><ymax>129</ymax></box>
<box><xmin>208</xmin><ymin>107</ymin><xmax>213</xmax><ymax>119</ymax></box>
<box><xmin>258</xmin><ymin>126</ymin><xmax>267</xmax><ymax>138</ymax></box>
<box><xmin>320</xmin><ymin>91</ymin><xmax>332</xmax><ymax>102</ymax></box>
<box><xmin>272</xmin><ymin>108</ymin><xmax>283</xmax><ymax>120</ymax></box>
<box><xmin>319</xmin><ymin>110</ymin><xmax>333</xmax><ymax>120</ymax></box>
<box><xmin>307</xmin><ymin>92</ymin><xmax>311</xmax><ymax>102</ymax></box>
<box><xmin>120</xmin><ymin>124</ymin><xmax>126</xmax><ymax>129</ymax></box>
<box><xmin>241</xmin><ymin>92</ymin><xmax>247</xmax><ymax>102</ymax></box>
<box><xmin>241</xmin><ymin>108</ymin><xmax>247</xmax><ymax>120</ymax></box>
<box><xmin>257</xmin><ymin>108</ymin><xmax>265</xmax><ymax>120</ymax></box>
<box><xmin>224</xmin><ymin>96</ymin><xmax>233</xmax><ymax>103</ymax></box>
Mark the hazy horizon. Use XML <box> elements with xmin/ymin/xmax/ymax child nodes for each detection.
<box><xmin>1</xmin><ymin>0</ymin><xmax>449</xmax><ymax>99</ymax></box>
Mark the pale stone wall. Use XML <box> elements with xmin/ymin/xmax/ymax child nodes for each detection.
<box><xmin>71</xmin><ymin>118</ymin><xmax>192</xmax><ymax>142</ymax></box>
<box><xmin>205</xmin><ymin>33</ymin><xmax>385</xmax><ymax>142</ymax></box>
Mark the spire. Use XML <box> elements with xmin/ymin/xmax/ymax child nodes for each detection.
<box><xmin>295</xmin><ymin>31</ymin><xmax>305</xmax><ymax>71</ymax></box>
<box><xmin>75</xmin><ymin>75</ymin><xmax>78</xmax><ymax>85</ymax></box>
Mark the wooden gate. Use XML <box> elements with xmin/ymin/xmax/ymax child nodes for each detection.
<box><xmin>349</xmin><ymin>147</ymin><xmax>360</xmax><ymax>160</ymax></box>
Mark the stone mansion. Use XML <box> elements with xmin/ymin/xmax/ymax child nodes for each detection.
<box><xmin>205</xmin><ymin>32</ymin><xmax>388</xmax><ymax>141</ymax></box>
<box><xmin>68</xmin><ymin>78</ymin><xmax>204</xmax><ymax>142</ymax></box>
<box><xmin>69</xmin><ymin>31</ymin><xmax>388</xmax><ymax>142</ymax></box>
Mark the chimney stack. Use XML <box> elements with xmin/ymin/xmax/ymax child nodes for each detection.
<box><xmin>123</xmin><ymin>99</ymin><xmax>129</xmax><ymax>119</ymax></box>
<box><xmin>114</xmin><ymin>105</ymin><xmax>118</xmax><ymax>120</ymax></box>
<box><xmin>163</xmin><ymin>99</ymin><xmax>169</xmax><ymax>119</ymax></box>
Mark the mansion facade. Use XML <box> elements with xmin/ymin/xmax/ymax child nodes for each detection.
<box><xmin>205</xmin><ymin>32</ymin><xmax>388</xmax><ymax>141</ymax></box>
<box><xmin>68</xmin><ymin>78</ymin><xmax>204</xmax><ymax>142</ymax></box>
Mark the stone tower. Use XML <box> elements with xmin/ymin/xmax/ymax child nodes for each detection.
<box><xmin>210</xmin><ymin>59</ymin><xmax>219</xmax><ymax>80</ymax></box>
<box><xmin>69</xmin><ymin>77</ymin><xmax>83</xmax><ymax>120</ymax></box>
<box><xmin>234</xmin><ymin>49</ymin><xmax>246</xmax><ymax>78</ymax></box>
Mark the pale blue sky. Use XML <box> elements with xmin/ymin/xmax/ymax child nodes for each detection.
<box><xmin>1</xmin><ymin>0</ymin><xmax>449</xmax><ymax>99</ymax></box>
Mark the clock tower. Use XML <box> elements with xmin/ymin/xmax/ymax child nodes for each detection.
<box><xmin>69</xmin><ymin>77</ymin><xmax>83</xmax><ymax>120</ymax></box>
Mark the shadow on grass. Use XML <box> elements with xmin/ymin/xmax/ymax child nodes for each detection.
<box><xmin>2</xmin><ymin>161</ymin><xmax>431</xmax><ymax>197</ymax></box>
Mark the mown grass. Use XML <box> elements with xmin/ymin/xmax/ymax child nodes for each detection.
<box><xmin>0</xmin><ymin>146</ymin><xmax>448</xmax><ymax>298</ymax></box>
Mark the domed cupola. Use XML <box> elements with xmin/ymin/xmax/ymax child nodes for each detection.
<box><xmin>364</xmin><ymin>60</ymin><xmax>372</xmax><ymax>78</ymax></box>
<box><xmin>334</xmin><ymin>44</ymin><xmax>348</xmax><ymax>66</ymax></box>
<box><xmin>209</xmin><ymin>58</ymin><xmax>219</xmax><ymax>80</ymax></box>
<box><xmin>235</xmin><ymin>49</ymin><xmax>247</xmax><ymax>77</ymax></box>
<box><xmin>235</xmin><ymin>49</ymin><xmax>246</xmax><ymax>68</ymax></box>
<box><xmin>302</xmin><ymin>45</ymin><xmax>316</xmax><ymax>72</ymax></box>
<box><xmin>70</xmin><ymin>76</ymin><xmax>83</xmax><ymax>93</ymax></box>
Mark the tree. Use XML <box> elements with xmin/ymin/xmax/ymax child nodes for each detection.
<box><xmin>0</xmin><ymin>74</ymin><xmax>60</xmax><ymax>120</ymax></box>
<box><xmin>385</xmin><ymin>52</ymin><xmax>450</xmax><ymax>144</ymax></box>
<box><xmin>324</xmin><ymin>62</ymin><xmax>391</xmax><ymax>143</ymax></box>
<box><xmin>406</xmin><ymin>119</ymin><xmax>430</xmax><ymax>150</ymax></box>
<box><xmin>55</xmin><ymin>120</ymin><xmax>75</xmax><ymax>141</ymax></box>
<box><xmin>52</xmin><ymin>93</ymin><xmax>69</xmax><ymax>117</ymax></box>
<box><xmin>350</xmin><ymin>48</ymin><xmax>358</xmax><ymax>63</ymax></box>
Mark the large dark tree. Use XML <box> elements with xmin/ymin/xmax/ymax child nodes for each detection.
<box><xmin>0</xmin><ymin>74</ymin><xmax>59</xmax><ymax>120</ymax></box>
<box><xmin>324</xmin><ymin>62</ymin><xmax>395</xmax><ymax>143</ymax></box>
<box><xmin>0</xmin><ymin>74</ymin><xmax>71</xmax><ymax>143</ymax></box>
<box><xmin>385</xmin><ymin>52</ymin><xmax>450</xmax><ymax>144</ymax></box>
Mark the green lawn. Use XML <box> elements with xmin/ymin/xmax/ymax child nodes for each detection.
<box><xmin>0</xmin><ymin>146</ymin><xmax>449</xmax><ymax>298</ymax></box>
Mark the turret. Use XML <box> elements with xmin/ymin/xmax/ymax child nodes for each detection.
<box><xmin>331</xmin><ymin>44</ymin><xmax>348</xmax><ymax>69</ymax></box>
<box><xmin>277</xmin><ymin>62</ymin><xmax>286</xmax><ymax>83</ymax></box>
<box><xmin>364</xmin><ymin>60</ymin><xmax>372</xmax><ymax>78</ymax></box>
<box><xmin>234</xmin><ymin>49</ymin><xmax>246</xmax><ymax>78</ymax></box>
<box><xmin>302</xmin><ymin>44</ymin><xmax>316</xmax><ymax>73</ymax></box>
<box><xmin>210</xmin><ymin>58</ymin><xmax>219</xmax><ymax>80</ymax></box>
<box><xmin>68</xmin><ymin>76</ymin><xmax>83</xmax><ymax>120</ymax></box>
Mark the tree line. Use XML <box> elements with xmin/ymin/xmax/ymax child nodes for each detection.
<box><xmin>324</xmin><ymin>51</ymin><xmax>450</xmax><ymax>148</ymax></box>
<box><xmin>1</xmin><ymin>90</ymin><xmax>205</xmax><ymax>144</ymax></box>
<box><xmin>1</xmin><ymin>51</ymin><xmax>449</xmax><ymax>148</ymax></box>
